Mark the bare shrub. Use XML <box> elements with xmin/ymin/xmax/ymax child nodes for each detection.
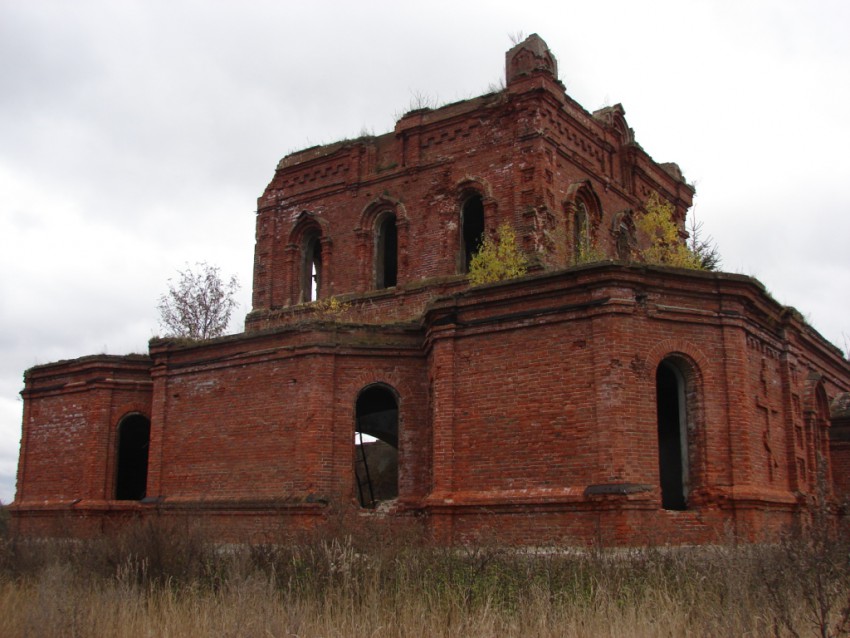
<box><xmin>759</xmin><ymin>497</ymin><xmax>850</xmax><ymax>637</ymax></box>
<box><xmin>103</xmin><ymin>518</ymin><xmax>217</xmax><ymax>587</ymax></box>
<box><xmin>0</xmin><ymin>504</ymin><xmax>8</xmax><ymax>538</ymax></box>
<box><xmin>158</xmin><ymin>262</ymin><xmax>240</xmax><ymax>339</ymax></box>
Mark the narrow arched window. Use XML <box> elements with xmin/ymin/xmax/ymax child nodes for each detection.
<box><xmin>656</xmin><ymin>360</ymin><xmax>688</xmax><ymax>510</ymax></box>
<box><xmin>461</xmin><ymin>194</ymin><xmax>485</xmax><ymax>273</ymax></box>
<box><xmin>376</xmin><ymin>214</ymin><xmax>398</xmax><ymax>289</ymax></box>
<box><xmin>115</xmin><ymin>414</ymin><xmax>151</xmax><ymax>501</ymax></box>
<box><xmin>354</xmin><ymin>385</ymin><xmax>399</xmax><ymax>508</ymax></box>
<box><xmin>574</xmin><ymin>201</ymin><xmax>591</xmax><ymax>262</ymax></box>
<box><xmin>614</xmin><ymin>212</ymin><xmax>636</xmax><ymax>262</ymax></box>
<box><xmin>301</xmin><ymin>233</ymin><xmax>322</xmax><ymax>302</ymax></box>
<box><xmin>616</xmin><ymin>222</ymin><xmax>631</xmax><ymax>261</ymax></box>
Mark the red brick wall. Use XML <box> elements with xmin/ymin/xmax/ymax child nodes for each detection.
<box><xmin>13</xmin><ymin>35</ymin><xmax>850</xmax><ymax>544</ymax></box>
<box><xmin>420</xmin><ymin>266</ymin><xmax>840</xmax><ymax>544</ymax></box>
<box><xmin>830</xmin><ymin>411</ymin><xmax>850</xmax><ymax>502</ymax></box>
<box><xmin>13</xmin><ymin>267</ymin><xmax>850</xmax><ymax>543</ymax></box>
<box><xmin>247</xmin><ymin>39</ymin><xmax>693</xmax><ymax>330</ymax></box>
<box><xmin>141</xmin><ymin>326</ymin><xmax>427</xmax><ymax>507</ymax></box>
<box><xmin>832</xmin><ymin>442</ymin><xmax>850</xmax><ymax>501</ymax></box>
<box><xmin>15</xmin><ymin>356</ymin><xmax>152</xmax><ymax>506</ymax></box>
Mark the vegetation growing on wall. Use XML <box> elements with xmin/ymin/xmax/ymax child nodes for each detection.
<box><xmin>309</xmin><ymin>295</ymin><xmax>352</xmax><ymax>320</ymax></box>
<box><xmin>574</xmin><ymin>222</ymin><xmax>607</xmax><ymax>265</ymax></box>
<box><xmin>468</xmin><ymin>223</ymin><xmax>528</xmax><ymax>286</ymax></box>
<box><xmin>637</xmin><ymin>193</ymin><xmax>704</xmax><ymax>270</ymax></box>
<box><xmin>687</xmin><ymin>213</ymin><xmax>722</xmax><ymax>271</ymax></box>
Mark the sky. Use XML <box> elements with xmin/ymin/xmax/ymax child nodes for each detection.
<box><xmin>1</xmin><ymin>0</ymin><xmax>849</xmax><ymax>505</ymax></box>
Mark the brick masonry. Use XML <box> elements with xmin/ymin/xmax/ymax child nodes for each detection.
<box><xmin>12</xmin><ymin>35</ymin><xmax>850</xmax><ymax>545</ymax></box>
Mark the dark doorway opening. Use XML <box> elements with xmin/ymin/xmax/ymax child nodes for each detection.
<box><xmin>355</xmin><ymin>385</ymin><xmax>399</xmax><ymax>508</ymax></box>
<box><xmin>461</xmin><ymin>194</ymin><xmax>485</xmax><ymax>272</ymax></box>
<box><xmin>657</xmin><ymin>361</ymin><xmax>688</xmax><ymax>510</ymax></box>
<box><xmin>115</xmin><ymin>414</ymin><xmax>150</xmax><ymax>501</ymax></box>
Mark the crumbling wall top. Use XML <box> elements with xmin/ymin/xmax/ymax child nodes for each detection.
<box><xmin>505</xmin><ymin>33</ymin><xmax>558</xmax><ymax>84</ymax></box>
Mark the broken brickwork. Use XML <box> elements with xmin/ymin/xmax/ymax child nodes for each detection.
<box><xmin>12</xmin><ymin>36</ymin><xmax>850</xmax><ymax>545</ymax></box>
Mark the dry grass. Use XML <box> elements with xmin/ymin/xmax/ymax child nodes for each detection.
<box><xmin>0</xmin><ymin>514</ymin><xmax>848</xmax><ymax>637</ymax></box>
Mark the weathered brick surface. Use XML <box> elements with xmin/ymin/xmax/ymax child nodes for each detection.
<box><xmin>245</xmin><ymin>34</ymin><xmax>691</xmax><ymax>330</ymax></box>
<box><xmin>16</xmin><ymin>355</ymin><xmax>152</xmax><ymax>505</ymax></box>
<box><xmin>12</xmin><ymin>35</ymin><xmax>850</xmax><ymax>544</ymax></box>
<box><xmin>830</xmin><ymin>394</ymin><xmax>850</xmax><ymax>501</ymax></box>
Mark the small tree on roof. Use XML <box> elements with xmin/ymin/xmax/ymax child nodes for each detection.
<box><xmin>468</xmin><ymin>223</ymin><xmax>529</xmax><ymax>286</ymax></box>
<box><xmin>157</xmin><ymin>262</ymin><xmax>240</xmax><ymax>340</ymax></box>
<box><xmin>637</xmin><ymin>193</ymin><xmax>704</xmax><ymax>270</ymax></box>
<box><xmin>687</xmin><ymin>212</ymin><xmax>722</xmax><ymax>271</ymax></box>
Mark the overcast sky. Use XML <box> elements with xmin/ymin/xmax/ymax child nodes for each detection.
<box><xmin>1</xmin><ymin>0</ymin><xmax>848</xmax><ymax>505</ymax></box>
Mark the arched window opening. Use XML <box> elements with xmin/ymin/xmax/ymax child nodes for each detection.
<box><xmin>616</xmin><ymin>222</ymin><xmax>630</xmax><ymax>261</ymax></box>
<box><xmin>115</xmin><ymin>414</ymin><xmax>150</xmax><ymax>501</ymax></box>
<box><xmin>354</xmin><ymin>385</ymin><xmax>399</xmax><ymax>508</ymax></box>
<box><xmin>613</xmin><ymin>117</ymin><xmax>631</xmax><ymax>147</ymax></box>
<box><xmin>656</xmin><ymin>361</ymin><xmax>689</xmax><ymax>510</ymax></box>
<box><xmin>376</xmin><ymin>214</ymin><xmax>398</xmax><ymax>289</ymax></box>
<box><xmin>613</xmin><ymin>211</ymin><xmax>636</xmax><ymax>262</ymax></box>
<box><xmin>574</xmin><ymin>200</ymin><xmax>591</xmax><ymax>262</ymax></box>
<box><xmin>461</xmin><ymin>194</ymin><xmax>485</xmax><ymax>273</ymax></box>
<box><xmin>566</xmin><ymin>182</ymin><xmax>603</xmax><ymax>264</ymax></box>
<box><xmin>301</xmin><ymin>233</ymin><xmax>322</xmax><ymax>302</ymax></box>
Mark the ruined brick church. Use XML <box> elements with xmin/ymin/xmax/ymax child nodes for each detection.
<box><xmin>13</xmin><ymin>35</ymin><xmax>850</xmax><ymax>545</ymax></box>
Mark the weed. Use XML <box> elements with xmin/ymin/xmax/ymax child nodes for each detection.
<box><xmin>468</xmin><ymin>223</ymin><xmax>528</xmax><ymax>286</ymax></box>
<box><xmin>308</xmin><ymin>296</ymin><xmax>352</xmax><ymax>320</ymax></box>
<box><xmin>637</xmin><ymin>192</ymin><xmax>703</xmax><ymax>269</ymax></box>
<box><xmin>1</xmin><ymin>517</ymin><xmax>849</xmax><ymax>637</ymax></box>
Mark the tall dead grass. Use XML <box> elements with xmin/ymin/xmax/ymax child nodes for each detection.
<box><xmin>0</xmin><ymin>513</ymin><xmax>848</xmax><ymax>637</ymax></box>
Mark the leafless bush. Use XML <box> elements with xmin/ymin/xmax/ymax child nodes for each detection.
<box><xmin>157</xmin><ymin>262</ymin><xmax>240</xmax><ymax>339</ymax></box>
<box><xmin>0</xmin><ymin>505</ymin><xmax>8</xmax><ymax>538</ymax></box>
<box><xmin>759</xmin><ymin>491</ymin><xmax>850</xmax><ymax>637</ymax></box>
<box><xmin>101</xmin><ymin>517</ymin><xmax>218</xmax><ymax>586</ymax></box>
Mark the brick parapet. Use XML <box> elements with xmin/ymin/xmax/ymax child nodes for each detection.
<box><xmin>13</xmin><ymin>264</ymin><xmax>850</xmax><ymax>544</ymax></box>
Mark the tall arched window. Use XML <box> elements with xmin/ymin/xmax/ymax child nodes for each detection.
<box><xmin>115</xmin><ymin>413</ymin><xmax>151</xmax><ymax>501</ymax></box>
<box><xmin>656</xmin><ymin>360</ymin><xmax>689</xmax><ymax>510</ymax></box>
<box><xmin>574</xmin><ymin>200</ymin><xmax>591</xmax><ymax>261</ymax></box>
<box><xmin>354</xmin><ymin>384</ymin><xmax>399</xmax><ymax>508</ymax></box>
<box><xmin>376</xmin><ymin>213</ymin><xmax>398</xmax><ymax>289</ymax></box>
<box><xmin>566</xmin><ymin>182</ymin><xmax>603</xmax><ymax>264</ymax></box>
<box><xmin>461</xmin><ymin>194</ymin><xmax>485</xmax><ymax>273</ymax></box>
<box><xmin>301</xmin><ymin>232</ymin><xmax>322</xmax><ymax>302</ymax></box>
<box><xmin>613</xmin><ymin>211</ymin><xmax>636</xmax><ymax>262</ymax></box>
